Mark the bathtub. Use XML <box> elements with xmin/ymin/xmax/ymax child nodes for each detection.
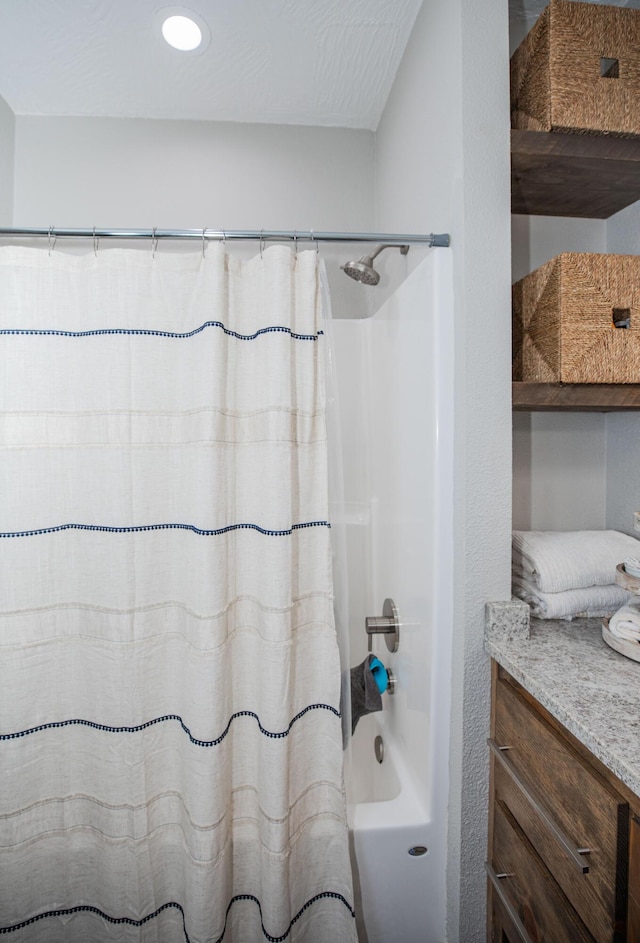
<box><xmin>332</xmin><ymin>249</ymin><xmax>454</xmax><ymax>942</ymax></box>
<box><xmin>346</xmin><ymin>711</ymin><xmax>446</xmax><ymax>943</ymax></box>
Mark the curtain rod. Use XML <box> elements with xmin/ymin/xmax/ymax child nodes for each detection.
<box><xmin>0</xmin><ymin>227</ymin><xmax>450</xmax><ymax>247</ymax></box>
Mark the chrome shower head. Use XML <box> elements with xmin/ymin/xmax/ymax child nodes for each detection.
<box><xmin>341</xmin><ymin>255</ymin><xmax>380</xmax><ymax>285</ymax></box>
<box><xmin>341</xmin><ymin>244</ymin><xmax>409</xmax><ymax>285</ymax></box>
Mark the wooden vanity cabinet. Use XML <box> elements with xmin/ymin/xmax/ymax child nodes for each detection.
<box><xmin>630</xmin><ymin>817</ymin><xmax>640</xmax><ymax>943</ymax></box>
<box><xmin>488</xmin><ymin>663</ymin><xmax>640</xmax><ymax>943</ymax></box>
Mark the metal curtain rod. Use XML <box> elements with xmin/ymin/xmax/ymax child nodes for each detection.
<box><xmin>0</xmin><ymin>227</ymin><xmax>450</xmax><ymax>247</ymax></box>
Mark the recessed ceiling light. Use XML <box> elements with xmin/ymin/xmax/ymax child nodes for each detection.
<box><xmin>156</xmin><ymin>7</ymin><xmax>210</xmax><ymax>54</ymax></box>
<box><xmin>162</xmin><ymin>15</ymin><xmax>201</xmax><ymax>50</ymax></box>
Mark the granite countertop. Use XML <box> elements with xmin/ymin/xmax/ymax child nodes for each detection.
<box><xmin>485</xmin><ymin>603</ymin><xmax>640</xmax><ymax>798</ymax></box>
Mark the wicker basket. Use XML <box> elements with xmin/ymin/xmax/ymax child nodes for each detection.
<box><xmin>511</xmin><ymin>0</ymin><xmax>640</xmax><ymax>138</ymax></box>
<box><xmin>513</xmin><ymin>253</ymin><xmax>640</xmax><ymax>383</ymax></box>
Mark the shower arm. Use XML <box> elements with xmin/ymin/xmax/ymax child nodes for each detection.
<box><xmin>368</xmin><ymin>244</ymin><xmax>410</xmax><ymax>262</ymax></box>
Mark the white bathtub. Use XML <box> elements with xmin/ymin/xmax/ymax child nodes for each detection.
<box><xmin>346</xmin><ymin>712</ymin><xmax>445</xmax><ymax>943</ymax></box>
<box><xmin>331</xmin><ymin>249</ymin><xmax>454</xmax><ymax>943</ymax></box>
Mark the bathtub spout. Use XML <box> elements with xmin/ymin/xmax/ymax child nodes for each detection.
<box><xmin>386</xmin><ymin>670</ymin><xmax>396</xmax><ymax>695</ymax></box>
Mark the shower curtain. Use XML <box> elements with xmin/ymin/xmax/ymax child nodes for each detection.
<box><xmin>0</xmin><ymin>243</ymin><xmax>357</xmax><ymax>943</ymax></box>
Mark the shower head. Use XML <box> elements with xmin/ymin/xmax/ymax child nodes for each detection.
<box><xmin>341</xmin><ymin>255</ymin><xmax>381</xmax><ymax>285</ymax></box>
<box><xmin>341</xmin><ymin>244</ymin><xmax>409</xmax><ymax>285</ymax></box>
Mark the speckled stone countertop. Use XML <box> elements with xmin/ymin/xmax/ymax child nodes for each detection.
<box><xmin>485</xmin><ymin>611</ymin><xmax>640</xmax><ymax>798</ymax></box>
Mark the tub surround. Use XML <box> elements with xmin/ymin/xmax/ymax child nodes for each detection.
<box><xmin>484</xmin><ymin>604</ymin><xmax>640</xmax><ymax>798</ymax></box>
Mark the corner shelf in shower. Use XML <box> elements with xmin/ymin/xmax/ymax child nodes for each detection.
<box><xmin>512</xmin><ymin>382</ymin><xmax>640</xmax><ymax>411</ymax></box>
<box><xmin>511</xmin><ymin>129</ymin><xmax>640</xmax><ymax>218</ymax></box>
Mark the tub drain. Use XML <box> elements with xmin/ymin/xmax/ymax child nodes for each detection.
<box><xmin>374</xmin><ymin>735</ymin><xmax>384</xmax><ymax>764</ymax></box>
<box><xmin>408</xmin><ymin>846</ymin><xmax>428</xmax><ymax>857</ymax></box>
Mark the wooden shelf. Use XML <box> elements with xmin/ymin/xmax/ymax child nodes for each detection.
<box><xmin>511</xmin><ymin>129</ymin><xmax>640</xmax><ymax>218</ymax></box>
<box><xmin>513</xmin><ymin>382</ymin><xmax>640</xmax><ymax>411</ymax></box>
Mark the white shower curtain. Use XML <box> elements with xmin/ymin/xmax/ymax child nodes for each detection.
<box><xmin>0</xmin><ymin>243</ymin><xmax>356</xmax><ymax>943</ymax></box>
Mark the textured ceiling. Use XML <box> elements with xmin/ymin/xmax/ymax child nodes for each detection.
<box><xmin>0</xmin><ymin>0</ymin><xmax>423</xmax><ymax>130</ymax></box>
<box><xmin>2</xmin><ymin>0</ymin><xmax>637</xmax><ymax>129</ymax></box>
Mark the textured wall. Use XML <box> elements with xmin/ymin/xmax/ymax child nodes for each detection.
<box><xmin>451</xmin><ymin>2</ymin><xmax>512</xmax><ymax>938</ymax></box>
<box><xmin>0</xmin><ymin>93</ymin><xmax>14</xmax><ymax>224</ymax></box>
<box><xmin>376</xmin><ymin>1</ymin><xmax>513</xmax><ymax>939</ymax></box>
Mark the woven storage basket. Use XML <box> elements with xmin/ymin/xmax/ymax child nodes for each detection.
<box><xmin>513</xmin><ymin>253</ymin><xmax>640</xmax><ymax>383</ymax></box>
<box><xmin>511</xmin><ymin>0</ymin><xmax>640</xmax><ymax>138</ymax></box>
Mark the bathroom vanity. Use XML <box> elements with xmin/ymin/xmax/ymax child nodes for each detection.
<box><xmin>485</xmin><ymin>609</ymin><xmax>640</xmax><ymax>942</ymax></box>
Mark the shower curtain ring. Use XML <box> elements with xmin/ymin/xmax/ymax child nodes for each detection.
<box><xmin>202</xmin><ymin>228</ymin><xmax>206</xmax><ymax>258</ymax></box>
<box><xmin>151</xmin><ymin>227</ymin><xmax>157</xmax><ymax>259</ymax></box>
<box><xmin>293</xmin><ymin>230</ymin><xmax>298</xmax><ymax>255</ymax></box>
<box><xmin>260</xmin><ymin>230</ymin><xmax>264</xmax><ymax>258</ymax></box>
<box><xmin>222</xmin><ymin>228</ymin><xmax>226</xmax><ymax>246</ymax></box>
<box><xmin>93</xmin><ymin>227</ymin><xmax>99</xmax><ymax>257</ymax></box>
<box><xmin>48</xmin><ymin>226</ymin><xmax>56</xmax><ymax>256</ymax></box>
<box><xmin>310</xmin><ymin>229</ymin><xmax>319</xmax><ymax>256</ymax></box>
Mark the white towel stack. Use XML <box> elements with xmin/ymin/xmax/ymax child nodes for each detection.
<box><xmin>609</xmin><ymin>599</ymin><xmax>640</xmax><ymax>644</ymax></box>
<box><xmin>512</xmin><ymin>530</ymin><xmax>639</xmax><ymax>620</ymax></box>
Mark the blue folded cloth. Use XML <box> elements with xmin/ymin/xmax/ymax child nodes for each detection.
<box><xmin>369</xmin><ymin>656</ymin><xmax>389</xmax><ymax>694</ymax></box>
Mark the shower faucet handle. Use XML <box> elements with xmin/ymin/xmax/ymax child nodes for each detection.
<box><xmin>365</xmin><ymin>598</ymin><xmax>400</xmax><ymax>653</ymax></box>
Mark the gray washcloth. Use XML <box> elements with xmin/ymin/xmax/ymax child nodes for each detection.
<box><xmin>350</xmin><ymin>654</ymin><xmax>383</xmax><ymax>734</ymax></box>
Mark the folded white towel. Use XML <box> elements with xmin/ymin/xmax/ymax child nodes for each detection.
<box><xmin>512</xmin><ymin>530</ymin><xmax>640</xmax><ymax>594</ymax></box>
<box><xmin>609</xmin><ymin>599</ymin><xmax>640</xmax><ymax>643</ymax></box>
<box><xmin>512</xmin><ymin>576</ymin><xmax>631</xmax><ymax>620</ymax></box>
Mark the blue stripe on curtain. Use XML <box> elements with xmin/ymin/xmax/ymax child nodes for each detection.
<box><xmin>0</xmin><ymin>892</ymin><xmax>356</xmax><ymax>942</ymax></box>
<box><xmin>0</xmin><ymin>521</ymin><xmax>330</xmax><ymax>538</ymax></box>
<box><xmin>0</xmin><ymin>323</ymin><xmax>324</xmax><ymax>341</ymax></box>
<box><xmin>0</xmin><ymin>703</ymin><xmax>341</xmax><ymax>744</ymax></box>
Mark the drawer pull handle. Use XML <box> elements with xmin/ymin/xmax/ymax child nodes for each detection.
<box><xmin>486</xmin><ymin>862</ymin><xmax>535</xmax><ymax>943</ymax></box>
<box><xmin>488</xmin><ymin>738</ymin><xmax>591</xmax><ymax>874</ymax></box>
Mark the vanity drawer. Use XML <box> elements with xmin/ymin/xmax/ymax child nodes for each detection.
<box><xmin>493</xmin><ymin>674</ymin><xmax>628</xmax><ymax>943</ymax></box>
<box><xmin>490</xmin><ymin>798</ymin><xmax>595</xmax><ymax>943</ymax></box>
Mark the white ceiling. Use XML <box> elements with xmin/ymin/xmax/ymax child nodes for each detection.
<box><xmin>0</xmin><ymin>0</ymin><xmax>423</xmax><ymax>130</ymax></box>
<box><xmin>2</xmin><ymin>1</ymin><xmax>639</xmax><ymax>131</ymax></box>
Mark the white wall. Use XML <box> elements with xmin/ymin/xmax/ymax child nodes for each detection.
<box><xmin>513</xmin><ymin>412</ymin><xmax>607</xmax><ymax>530</ymax></box>
<box><xmin>12</xmin><ymin>115</ymin><xmax>375</xmax><ymax>320</ymax></box>
<box><xmin>376</xmin><ymin>2</ymin><xmax>512</xmax><ymax>940</ymax></box>
<box><xmin>0</xmin><ymin>93</ymin><xmax>14</xmax><ymax>224</ymax></box>
<box><xmin>511</xmin><ymin>214</ymin><xmax>606</xmax><ymax>282</ymax></box>
<box><xmin>605</xmin><ymin>414</ymin><xmax>640</xmax><ymax>536</ymax></box>
<box><xmin>607</xmin><ymin>197</ymin><xmax>640</xmax><ymax>257</ymax></box>
<box><xmin>13</xmin><ymin>116</ymin><xmax>374</xmax><ymax>231</ymax></box>
<box><xmin>375</xmin><ymin>2</ymin><xmax>461</xmax><ymax>235</ymax></box>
